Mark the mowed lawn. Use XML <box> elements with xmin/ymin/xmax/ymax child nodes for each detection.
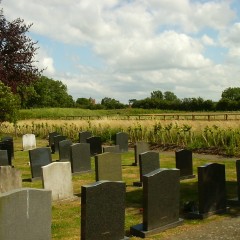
<box><xmin>10</xmin><ymin>136</ymin><xmax>240</xmax><ymax>239</ymax></box>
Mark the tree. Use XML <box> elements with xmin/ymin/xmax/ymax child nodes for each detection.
<box><xmin>163</xmin><ymin>91</ymin><xmax>178</xmax><ymax>101</ymax></box>
<box><xmin>101</xmin><ymin>97</ymin><xmax>125</xmax><ymax>109</ymax></box>
<box><xmin>0</xmin><ymin>81</ymin><xmax>20</xmax><ymax>124</ymax></box>
<box><xmin>0</xmin><ymin>2</ymin><xmax>41</xmax><ymax>93</ymax></box>
<box><xmin>150</xmin><ymin>90</ymin><xmax>163</xmax><ymax>100</ymax></box>
<box><xmin>221</xmin><ymin>87</ymin><xmax>240</xmax><ymax>101</ymax></box>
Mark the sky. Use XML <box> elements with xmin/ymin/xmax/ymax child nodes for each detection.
<box><xmin>1</xmin><ymin>0</ymin><xmax>240</xmax><ymax>104</ymax></box>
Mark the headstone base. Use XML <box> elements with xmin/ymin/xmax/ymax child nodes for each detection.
<box><xmin>180</xmin><ymin>174</ymin><xmax>195</xmax><ymax>180</ymax></box>
<box><xmin>185</xmin><ymin>207</ymin><xmax>229</xmax><ymax>219</ymax></box>
<box><xmin>227</xmin><ymin>198</ymin><xmax>240</xmax><ymax>206</ymax></box>
<box><xmin>130</xmin><ymin>219</ymin><xmax>184</xmax><ymax>238</ymax></box>
<box><xmin>133</xmin><ymin>181</ymin><xmax>142</xmax><ymax>187</ymax></box>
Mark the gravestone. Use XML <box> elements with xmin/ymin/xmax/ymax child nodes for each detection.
<box><xmin>70</xmin><ymin>143</ymin><xmax>91</xmax><ymax>174</ymax></box>
<box><xmin>52</xmin><ymin>135</ymin><xmax>66</xmax><ymax>153</ymax></box>
<box><xmin>228</xmin><ymin>160</ymin><xmax>240</xmax><ymax>205</ymax></box>
<box><xmin>0</xmin><ymin>188</ymin><xmax>51</xmax><ymax>240</ymax></box>
<box><xmin>175</xmin><ymin>149</ymin><xmax>195</xmax><ymax>180</ymax></box>
<box><xmin>1</xmin><ymin>136</ymin><xmax>13</xmax><ymax>142</ymax></box>
<box><xmin>1</xmin><ymin>136</ymin><xmax>14</xmax><ymax>159</ymax></box>
<box><xmin>133</xmin><ymin>141</ymin><xmax>149</xmax><ymax>166</ymax></box>
<box><xmin>95</xmin><ymin>152</ymin><xmax>122</xmax><ymax>181</ymax></box>
<box><xmin>29</xmin><ymin>147</ymin><xmax>52</xmax><ymax>181</ymax></box>
<box><xmin>130</xmin><ymin>168</ymin><xmax>183</xmax><ymax>238</ymax></box>
<box><xmin>79</xmin><ymin>131</ymin><xmax>92</xmax><ymax>143</ymax></box>
<box><xmin>102</xmin><ymin>144</ymin><xmax>120</xmax><ymax>153</ymax></box>
<box><xmin>133</xmin><ymin>151</ymin><xmax>160</xmax><ymax>187</ymax></box>
<box><xmin>0</xmin><ymin>150</ymin><xmax>8</xmax><ymax>166</ymax></box>
<box><xmin>42</xmin><ymin>162</ymin><xmax>74</xmax><ymax>201</ymax></box>
<box><xmin>0</xmin><ymin>140</ymin><xmax>13</xmax><ymax>166</ymax></box>
<box><xmin>81</xmin><ymin>180</ymin><xmax>128</xmax><ymax>240</ymax></box>
<box><xmin>22</xmin><ymin>134</ymin><xmax>36</xmax><ymax>151</ymax></box>
<box><xmin>48</xmin><ymin>131</ymin><xmax>59</xmax><ymax>148</ymax></box>
<box><xmin>86</xmin><ymin>136</ymin><xmax>102</xmax><ymax>156</ymax></box>
<box><xmin>114</xmin><ymin>132</ymin><xmax>129</xmax><ymax>152</ymax></box>
<box><xmin>0</xmin><ymin>166</ymin><xmax>22</xmax><ymax>193</ymax></box>
<box><xmin>186</xmin><ymin>163</ymin><xmax>227</xmax><ymax>219</ymax></box>
<box><xmin>59</xmin><ymin>139</ymin><xmax>72</xmax><ymax>162</ymax></box>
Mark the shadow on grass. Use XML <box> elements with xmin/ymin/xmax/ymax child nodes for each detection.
<box><xmin>126</xmin><ymin>188</ymin><xmax>143</xmax><ymax>208</ymax></box>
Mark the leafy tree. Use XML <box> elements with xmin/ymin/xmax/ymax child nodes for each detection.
<box><xmin>0</xmin><ymin>81</ymin><xmax>20</xmax><ymax>124</ymax></box>
<box><xmin>76</xmin><ymin>97</ymin><xmax>95</xmax><ymax>109</ymax></box>
<box><xmin>101</xmin><ymin>97</ymin><xmax>125</xmax><ymax>109</ymax></box>
<box><xmin>221</xmin><ymin>87</ymin><xmax>240</xmax><ymax>101</ymax></box>
<box><xmin>0</xmin><ymin>2</ymin><xmax>41</xmax><ymax>93</ymax></box>
<box><xmin>151</xmin><ymin>90</ymin><xmax>163</xmax><ymax>100</ymax></box>
<box><xmin>163</xmin><ymin>91</ymin><xmax>178</xmax><ymax>101</ymax></box>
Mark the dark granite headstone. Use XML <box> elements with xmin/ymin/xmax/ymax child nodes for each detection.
<box><xmin>48</xmin><ymin>132</ymin><xmax>59</xmax><ymax>148</ymax></box>
<box><xmin>114</xmin><ymin>132</ymin><xmax>129</xmax><ymax>152</ymax></box>
<box><xmin>130</xmin><ymin>168</ymin><xmax>183</xmax><ymax>238</ymax></box>
<box><xmin>70</xmin><ymin>143</ymin><xmax>91</xmax><ymax>174</ymax></box>
<box><xmin>133</xmin><ymin>141</ymin><xmax>149</xmax><ymax>166</ymax></box>
<box><xmin>186</xmin><ymin>163</ymin><xmax>227</xmax><ymax>219</ymax></box>
<box><xmin>81</xmin><ymin>181</ymin><xmax>128</xmax><ymax>240</ymax></box>
<box><xmin>103</xmin><ymin>145</ymin><xmax>120</xmax><ymax>153</ymax></box>
<box><xmin>133</xmin><ymin>151</ymin><xmax>160</xmax><ymax>187</ymax></box>
<box><xmin>86</xmin><ymin>136</ymin><xmax>102</xmax><ymax>156</ymax></box>
<box><xmin>1</xmin><ymin>136</ymin><xmax>13</xmax><ymax>142</ymax></box>
<box><xmin>59</xmin><ymin>139</ymin><xmax>72</xmax><ymax>162</ymax></box>
<box><xmin>79</xmin><ymin>131</ymin><xmax>92</xmax><ymax>143</ymax></box>
<box><xmin>52</xmin><ymin>135</ymin><xmax>66</xmax><ymax>153</ymax></box>
<box><xmin>175</xmin><ymin>149</ymin><xmax>195</xmax><ymax>180</ymax></box>
<box><xmin>0</xmin><ymin>188</ymin><xmax>51</xmax><ymax>240</ymax></box>
<box><xmin>95</xmin><ymin>152</ymin><xmax>122</xmax><ymax>181</ymax></box>
<box><xmin>29</xmin><ymin>147</ymin><xmax>52</xmax><ymax>180</ymax></box>
<box><xmin>0</xmin><ymin>141</ymin><xmax>13</xmax><ymax>166</ymax></box>
<box><xmin>0</xmin><ymin>150</ymin><xmax>8</xmax><ymax>166</ymax></box>
<box><xmin>1</xmin><ymin>137</ymin><xmax>14</xmax><ymax>158</ymax></box>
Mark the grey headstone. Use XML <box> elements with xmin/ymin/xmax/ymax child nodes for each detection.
<box><xmin>0</xmin><ymin>166</ymin><xmax>22</xmax><ymax>193</ymax></box>
<box><xmin>0</xmin><ymin>188</ymin><xmax>51</xmax><ymax>240</ymax></box>
<box><xmin>22</xmin><ymin>134</ymin><xmax>36</xmax><ymax>151</ymax></box>
<box><xmin>59</xmin><ymin>139</ymin><xmax>72</xmax><ymax>162</ymax></box>
<box><xmin>175</xmin><ymin>149</ymin><xmax>195</xmax><ymax>179</ymax></box>
<box><xmin>133</xmin><ymin>151</ymin><xmax>160</xmax><ymax>186</ymax></box>
<box><xmin>0</xmin><ymin>141</ymin><xmax>13</xmax><ymax>166</ymax></box>
<box><xmin>48</xmin><ymin>131</ymin><xmax>59</xmax><ymax>148</ymax></box>
<box><xmin>29</xmin><ymin>147</ymin><xmax>52</xmax><ymax>180</ymax></box>
<box><xmin>133</xmin><ymin>141</ymin><xmax>149</xmax><ymax>166</ymax></box>
<box><xmin>42</xmin><ymin>162</ymin><xmax>74</xmax><ymax>201</ymax></box>
<box><xmin>114</xmin><ymin>132</ymin><xmax>129</xmax><ymax>152</ymax></box>
<box><xmin>95</xmin><ymin>152</ymin><xmax>122</xmax><ymax>181</ymax></box>
<box><xmin>79</xmin><ymin>131</ymin><xmax>92</xmax><ymax>143</ymax></box>
<box><xmin>81</xmin><ymin>181</ymin><xmax>128</xmax><ymax>240</ymax></box>
<box><xmin>187</xmin><ymin>163</ymin><xmax>227</xmax><ymax>219</ymax></box>
<box><xmin>86</xmin><ymin>136</ymin><xmax>102</xmax><ymax>156</ymax></box>
<box><xmin>103</xmin><ymin>145</ymin><xmax>120</xmax><ymax>153</ymax></box>
<box><xmin>1</xmin><ymin>136</ymin><xmax>14</xmax><ymax>159</ymax></box>
<box><xmin>0</xmin><ymin>150</ymin><xmax>8</xmax><ymax>166</ymax></box>
<box><xmin>52</xmin><ymin>135</ymin><xmax>66</xmax><ymax>153</ymax></box>
<box><xmin>70</xmin><ymin>143</ymin><xmax>91</xmax><ymax>173</ymax></box>
<box><xmin>130</xmin><ymin>168</ymin><xmax>183</xmax><ymax>238</ymax></box>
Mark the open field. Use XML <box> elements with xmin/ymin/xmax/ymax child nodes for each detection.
<box><xmin>10</xmin><ymin>137</ymin><xmax>240</xmax><ymax>239</ymax></box>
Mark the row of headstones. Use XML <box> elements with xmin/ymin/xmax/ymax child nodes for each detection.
<box><xmin>1</xmin><ymin>160</ymin><xmax>240</xmax><ymax>239</ymax></box>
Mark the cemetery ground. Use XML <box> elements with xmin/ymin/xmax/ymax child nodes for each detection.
<box><xmin>11</xmin><ymin>137</ymin><xmax>240</xmax><ymax>239</ymax></box>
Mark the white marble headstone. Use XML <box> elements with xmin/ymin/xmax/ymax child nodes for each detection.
<box><xmin>22</xmin><ymin>134</ymin><xmax>36</xmax><ymax>151</ymax></box>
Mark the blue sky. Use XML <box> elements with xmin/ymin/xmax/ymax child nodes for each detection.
<box><xmin>2</xmin><ymin>0</ymin><xmax>240</xmax><ymax>104</ymax></box>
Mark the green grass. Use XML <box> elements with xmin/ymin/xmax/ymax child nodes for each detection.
<box><xmin>10</xmin><ymin>137</ymin><xmax>240</xmax><ymax>239</ymax></box>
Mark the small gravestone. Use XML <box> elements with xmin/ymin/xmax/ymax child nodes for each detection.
<box><xmin>1</xmin><ymin>136</ymin><xmax>14</xmax><ymax>159</ymax></box>
<box><xmin>103</xmin><ymin>145</ymin><xmax>120</xmax><ymax>153</ymax></box>
<box><xmin>228</xmin><ymin>160</ymin><xmax>240</xmax><ymax>205</ymax></box>
<box><xmin>22</xmin><ymin>134</ymin><xmax>36</xmax><ymax>151</ymax></box>
<box><xmin>133</xmin><ymin>141</ymin><xmax>149</xmax><ymax>166</ymax></box>
<box><xmin>70</xmin><ymin>143</ymin><xmax>91</xmax><ymax>174</ymax></box>
<box><xmin>130</xmin><ymin>168</ymin><xmax>183</xmax><ymax>238</ymax></box>
<box><xmin>186</xmin><ymin>163</ymin><xmax>227</xmax><ymax>219</ymax></box>
<box><xmin>81</xmin><ymin>180</ymin><xmax>128</xmax><ymax>240</ymax></box>
<box><xmin>42</xmin><ymin>162</ymin><xmax>74</xmax><ymax>201</ymax></box>
<box><xmin>114</xmin><ymin>132</ymin><xmax>129</xmax><ymax>152</ymax></box>
<box><xmin>52</xmin><ymin>135</ymin><xmax>66</xmax><ymax>153</ymax></box>
<box><xmin>59</xmin><ymin>139</ymin><xmax>72</xmax><ymax>162</ymax></box>
<box><xmin>79</xmin><ymin>131</ymin><xmax>92</xmax><ymax>143</ymax></box>
<box><xmin>0</xmin><ymin>150</ymin><xmax>8</xmax><ymax>166</ymax></box>
<box><xmin>95</xmin><ymin>152</ymin><xmax>122</xmax><ymax>181</ymax></box>
<box><xmin>48</xmin><ymin>131</ymin><xmax>59</xmax><ymax>148</ymax></box>
<box><xmin>175</xmin><ymin>149</ymin><xmax>195</xmax><ymax>180</ymax></box>
<box><xmin>0</xmin><ymin>166</ymin><xmax>22</xmax><ymax>193</ymax></box>
<box><xmin>0</xmin><ymin>188</ymin><xmax>51</xmax><ymax>240</ymax></box>
<box><xmin>133</xmin><ymin>151</ymin><xmax>160</xmax><ymax>187</ymax></box>
<box><xmin>29</xmin><ymin>147</ymin><xmax>52</xmax><ymax>181</ymax></box>
<box><xmin>86</xmin><ymin>136</ymin><xmax>102</xmax><ymax>156</ymax></box>
<box><xmin>0</xmin><ymin>141</ymin><xmax>13</xmax><ymax>166</ymax></box>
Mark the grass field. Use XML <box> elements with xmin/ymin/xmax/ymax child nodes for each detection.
<box><xmin>10</xmin><ymin>136</ymin><xmax>240</xmax><ymax>239</ymax></box>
